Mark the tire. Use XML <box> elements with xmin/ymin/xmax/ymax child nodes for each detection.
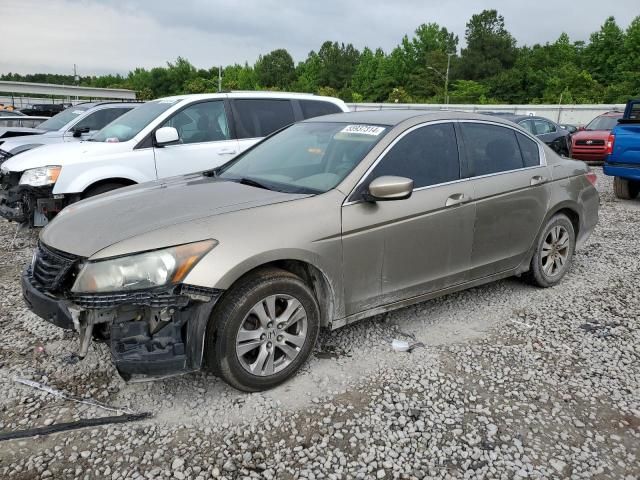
<box><xmin>524</xmin><ymin>213</ymin><xmax>576</xmax><ymax>288</ymax></box>
<box><xmin>83</xmin><ymin>182</ymin><xmax>129</xmax><ymax>199</ymax></box>
<box><xmin>205</xmin><ymin>268</ymin><xmax>320</xmax><ymax>392</ymax></box>
<box><xmin>613</xmin><ymin>177</ymin><xmax>639</xmax><ymax>200</ymax></box>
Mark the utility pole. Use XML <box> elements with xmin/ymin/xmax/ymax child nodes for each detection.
<box><xmin>445</xmin><ymin>53</ymin><xmax>454</xmax><ymax>106</ymax></box>
<box><xmin>73</xmin><ymin>64</ymin><xmax>79</xmax><ymax>102</ymax></box>
<box><xmin>218</xmin><ymin>65</ymin><xmax>222</xmax><ymax>92</ymax></box>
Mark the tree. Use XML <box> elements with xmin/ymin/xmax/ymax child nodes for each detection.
<box><xmin>583</xmin><ymin>17</ymin><xmax>625</xmax><ymax>85</ymax></box>
<box><xmin>316</xmin><ymin>41</ymin><xmax>361</xmax><ymax>90</ymax></box>
<box><xmin>458</xmin><ymin>9</ymin><xmax>517</xmax><ymax>80</ymax></box>
<box><xmin>254</xmin><ymin>49</ymin><xmax>295</xmax><ymax>90</ymax></box>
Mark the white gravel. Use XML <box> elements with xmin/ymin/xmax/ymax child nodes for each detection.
<box><xmin>0</xmin><ymin>168</ymin><xmax>638</xmax><ymax>479</ymax></box>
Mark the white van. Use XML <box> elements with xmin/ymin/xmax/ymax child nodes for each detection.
<box><xmin>0</xmin><ymin>92</ymin><xmax>348</xmax><ymax>226</ymax></box>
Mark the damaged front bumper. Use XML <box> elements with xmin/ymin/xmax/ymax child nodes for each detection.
<box><xmin>21</xmin><ymin>268</ymin><xmax>223</xmax><ymax>380</ymax></box>
<box><xmin>0</xmin><ymin>182</ymin><xmax>69</xmax><ymax>226</ymax></box>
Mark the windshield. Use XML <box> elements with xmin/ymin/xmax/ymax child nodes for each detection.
<box><xmin>586</xmin><ymin>115</ymin><xmax>620</xmax><ymax>131</ymax></box>
<box><xmin>91</xmin><ymin>99</ymin><xmax>180</xmax><ymax>143</ymax></box>
<box><xmin>218</xmin><ymin>122</ymin><xmax>388</xmax><ymax>194</ymax></box>
<box><xmin>36</xmin><ymin>105</ymin><xmax>90</xmax><ymax>131</ymax></box>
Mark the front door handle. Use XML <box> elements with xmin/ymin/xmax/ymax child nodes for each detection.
<box><xmin>530</xmin><ymin>175</ymin><xmax>547</xmax><ymax>186</ymax></box>
<box><xmin>445</xmin><ymin>193</ymin><xmax>466</xmax><ymax>207</ymax></box>
<box><xmin>218</xmin><ymin>148</ymin><xmax>237</xmax><ymax>155</ymax></box>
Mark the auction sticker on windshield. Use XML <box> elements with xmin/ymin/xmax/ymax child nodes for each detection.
<box><xmin>340</xmin><ymin>125</ymin><xmax>386</xmax><ymax>136</ymax></box>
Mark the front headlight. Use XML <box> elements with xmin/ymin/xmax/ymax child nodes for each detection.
<box><xmin>71</xmin><ymin>240</ymin><xmax>217</xmax><ymax>293</ymax></box>
<box><xmin>19</xmin><ymin>166</ymin><xmax>62</xmax><ymax>186</ymax></box>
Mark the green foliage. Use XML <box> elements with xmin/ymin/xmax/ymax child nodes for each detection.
<box><xmin>254</xmin><ymin>49</ymin><xmax>295</xmax><ymax>90</ymax></box>
<box><xmin>2</xmin><ymin>11</ymin><xmax>639</xmax><ymax>105</ymax></box>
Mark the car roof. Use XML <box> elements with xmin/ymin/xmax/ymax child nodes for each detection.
<box><xmin>70</xmin><ymin>101</ymin><xmax>143</xmax><ymax>109</ymax></box>
<box><xmin>154</xmin><ymin>91</ymin><xmax>345</xmax><ymax>105</ymax></box>
<box><xmin>301</xmin><ymin>109</ymin><xmax>526</xmax><ymax>127</ymax></box>
<box><xmin>599</xmin><ymin>111</ymin><xmax>623</xmax><ymax>117</ymax></box>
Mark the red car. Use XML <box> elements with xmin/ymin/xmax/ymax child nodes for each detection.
<box><xmin>571</xmin><ymin>111</ymin><xmax>623</xmax><ymax>162</ymax></box>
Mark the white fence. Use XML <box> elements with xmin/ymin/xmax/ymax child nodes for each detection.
<box><xmin>348</xmin><ymin>103</ymin><xmax>626</xmax><ymax>126</ymax></box>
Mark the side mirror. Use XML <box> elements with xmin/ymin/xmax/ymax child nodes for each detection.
<box><xmin>364</xmin><ymin>176</ymin><xmax>414</xmax><ymax>202</ymax></box>
<box><xmin>155</xmin><ymin>127</ymin><xmax>180</xmax><ymax>147</ymax></box>
<box><xmin>578</xmin><ymin>125</ymin><xmax>586</xmax><ymax>131</ymax></box>
<box><xmin>72</xmin><ymin>126</ymin><xmax>91</xmax><ymax>137</ymax></box>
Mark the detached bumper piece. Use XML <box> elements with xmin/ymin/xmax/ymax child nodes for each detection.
<box><xmin>22</xmin><ymin>242</ymin><xmax>223</xmax><ymax>380</ymax></box>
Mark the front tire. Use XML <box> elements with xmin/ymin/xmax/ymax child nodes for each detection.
<box><xmin>206</xmin><ymin>268</ymin><xmax>320</xmax><ymax>392</ymax></box>
<box><xmin>525</xmin><ymin>213</ymin><xmax>575</xmax><ymax>288</ymax></box>
<box><xmin>613</xmin><ymin>177</ymin><xmax>639</xmax><ymax>200</ymax></box>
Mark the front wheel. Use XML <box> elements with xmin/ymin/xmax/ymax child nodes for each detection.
<box><xmin>206</xmin><ymin>268</ymin><xmax>320</xmax><ymax>391</ymax></box>
<box><xmin>524</xmin><ymin>213</ymin><xmax>576</xmax><ymax>288</ymax></box>
<box><xmin>613</xmin><ymin>177</ymin><xmax>639</xmax><ymax>200</ymax></box>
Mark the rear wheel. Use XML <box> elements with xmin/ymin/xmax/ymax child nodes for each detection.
<box><xmin>613</xmin><ymin>177</ymin><xmax>639</xmax><ymax>200</ymax></box>
<box><xmin>83</xmin><ymin>182</ymin><xmax>130</xmax><ymax>199</ymax></box>
<box><xmin>206</xmin><ymin>268</ymin><xmax>320</xmax><ymax>392</ymax></box>
<box><xmin>524</xmin><ymin>213</ymin><xmax>575</xmax><ymax>288</ymax></box>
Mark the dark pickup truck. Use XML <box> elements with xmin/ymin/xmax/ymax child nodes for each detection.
<box><xmin>604</xmin><ymin>100</ymin><xmax>640</xmax><ymax>199</ymax></box>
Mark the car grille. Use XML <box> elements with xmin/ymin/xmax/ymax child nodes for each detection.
<box><xmin>31</xmin><ymin>242</ymin><xmax>79</xmax><ymax>292</ymax></box>
<box><xmin>575</xmin><ymin>139</ymin><xmax>605</xmax><ymax>146</ymax></box>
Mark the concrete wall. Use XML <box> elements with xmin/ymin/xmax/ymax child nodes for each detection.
<box><xmin>348</xmin><ymin>103</ymin><xmax>626</xmax><ymax>126</ymax></box>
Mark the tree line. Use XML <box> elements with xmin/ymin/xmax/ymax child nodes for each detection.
<box><xmin>3</xmin><ymin>10</ymin><xmax>639</xmax><ymax>105</ymax></box>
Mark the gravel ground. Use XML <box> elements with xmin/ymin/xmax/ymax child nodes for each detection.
<box><xmin>0</xmin><ymin>168</ymin><xmax>638</xmax><ymax>479</ymax></box>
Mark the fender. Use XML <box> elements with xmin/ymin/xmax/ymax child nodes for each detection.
<box><xmin>54</xmin><ymin>164</ymin><xmax>151</xmax><ymax>194</ymax></box>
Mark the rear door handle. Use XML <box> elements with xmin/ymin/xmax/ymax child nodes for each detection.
<box><xmin>445</xmin><ymin>193</ymin><xmax>467</xmax><ymax>207</ymax></box>
<box><xmin>530</xmin><ymin>175</ymin><xmax>547</xmax><ymax>186</ymax></box>
<box><xmin>218</xmin><ymin>148</ymin><xmax>237</xmax><ymax>155</ymax></box>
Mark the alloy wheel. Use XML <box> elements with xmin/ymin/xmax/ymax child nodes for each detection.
<box><xmin>235</xmin><ymin>294</ymin><xmax>308</xmax><ymax>376</ymax></box>
<box><xmin>541</xmin><ymin>225</ymin><xmax>570</xmax><ymax>277</ymax></box>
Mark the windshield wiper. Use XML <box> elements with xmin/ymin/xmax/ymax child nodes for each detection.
<box><xmin>202</xmin><ymin>167</ymin><xmax>219</xmax><ymax>177</ymax></box>
<box><xmin>235</xmin><ymin>177</ymin><xmax>272</xmax><ymax>191</ymax></box>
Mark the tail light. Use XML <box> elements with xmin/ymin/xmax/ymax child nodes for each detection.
<box><xmin>585</xmin><ymin>171</ymin><xmax>598</xmax><ymax>187</ymax></box>
<box><xmin>606</xmin><ymin>134</ymin><xmax>615</xmax><ymax>155</ymax></box>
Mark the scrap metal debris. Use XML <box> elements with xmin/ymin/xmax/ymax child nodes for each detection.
<box><xmin>14</xmin><ymin>377</ymin><xmax>138</xmax><ymax>415</ymax></box>
<box><xmin>0</xmin><ymin>413</ymin><xmax>152</xmax><ymax>442</ymax></box>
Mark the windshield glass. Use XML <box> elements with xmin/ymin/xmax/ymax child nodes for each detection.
<box><xmin>586</xmin><ymin>115</ymin><xmax>620</xmax><ymax>131</ymax></box>
<box><xmin>91</xmin><ymin>99</ymin><xmax>180</xmax><ymax>142</ymax></box>
<box><xmin>218</xmin><ymin>122</ymin><xmax>388</xmax><ymax>194</ymax></box>
<box><xmin>36</xmin><ymin>105</ymin><xmax>90</xmax><ymax>131</ymax></box>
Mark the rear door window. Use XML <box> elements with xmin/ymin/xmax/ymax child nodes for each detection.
<box><xmin>518</xmin><ymin>119</ymin><xmax>535</xmax><ymax>135</ymax></box>
<box><xmin>299</xmin><ymin>100</ymin><xmax>342</xmax><ymax>119</ymax></box>
<box><xmin>231</xmin><ymin>99</ymin><xmax>295</xmax><ymax>139</ymax></box>
<box><xmin>460</xmin><ymin>123</ymin><xmax>525</xmax><ymax>176</ymax></box>
<box><xmin>369</xmin><ymin>122</ymin><xmax>460</xmax><ymax>188</ymax></box>
<box><xmin>516</xmin><ymin>133</ymin><xmax>541</xmax><ymax>167</ymax></box>
<box><xmin>533</xmin><ymin>119</ymin><xmax>556</xmax><ymax>134</ymax></box>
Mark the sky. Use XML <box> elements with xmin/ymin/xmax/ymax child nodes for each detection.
<box><xmin>1</xmin><ymin>0</ymin><xmax>637</xmax><ymax>76</ymax></box>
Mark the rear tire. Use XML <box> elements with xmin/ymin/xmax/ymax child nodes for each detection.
<box><xmin>524</xmin><ymin>213</ymin><xmax>575</xmax><ymax>288</ymax></box>
<box><xmin>83</xmin><ymin>182</ymin><xmax>130</xmax><ymax>199</ymax></box>
<box><xmin>613</xmin><ymin>177</ymin><xmax>639</xmax><ymax>200</ymax></box>
<box><xmin>205</xmin><ymin>268</ymin><xmax>320</xmax><ymax>392</ymax></box>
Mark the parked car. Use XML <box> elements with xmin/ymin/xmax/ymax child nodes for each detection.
<box><xmin>559</xmin><ymin>124</ymin><xmax>578</xmax><ymax>134</ymax></box>
<box><xmin>570</xmin><ymin>111</ymin><xmax>623</xmax><ymax>163</ymax></box>
<box><xmin>0</xmin><ymin>92</ymin><xmax>347</xmax><ymax>226</ymax></box>
<box><xmin>21</xmin><ymin>110</ymin><xmax>599</xmax><ymax>391</ymax></box>
<box><xmin>485</xmin><ymin>114</ymin><xmax>571</xmax><ymax>156</ymax></box>
<box><xmin>0</xmin><ymin>116</ymin><xmax>49</xmax><ymax>140</ymax></box>
<box><xmin>604</xmin><ymin>100</ymin><xmax>640</xmax><ymax>199</ymax></box>
<box><xmin>0</xmin><ymin>109</ymin><xmax>25</xmax><ymax>116</ymax></box>
<box><xmin>19</xmin><ymin>103</ymin><xmax>70</xmax><ymax>117</ymax></box>
<box><xmin>0</xmin><ymin>102</ymin><xmax>139</xmax><ymax>157</ymax></box>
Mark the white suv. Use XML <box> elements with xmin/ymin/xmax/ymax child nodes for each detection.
<box><xmin>0</xmin><ymin>92</ymin><xmax>348</xmax><ymax>226</ymax></box>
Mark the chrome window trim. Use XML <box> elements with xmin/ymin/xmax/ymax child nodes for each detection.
<box><xmin>343</xmin><ymin>119</ymin><xmax>546</xmax><ymax>206</ymax></box>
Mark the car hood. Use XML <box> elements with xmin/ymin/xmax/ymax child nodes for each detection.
<box><xmin>41</xmin><ymin>174</ymin><xmax>309</xmax><ymax>258</ymax></box>
<box><xmin>571</xmin><ymin>130</ymin><xmax>610</xmax><ymax>141</ymax></box>
<box><xmin>2</xmin><ymin>140</ymin><xmax>132</xmax><ymax>172</ymax></box>
<box><xmin>0</xmin><ymin>128</ymin><xmax>47</xmax><ymax>140</ymax></box>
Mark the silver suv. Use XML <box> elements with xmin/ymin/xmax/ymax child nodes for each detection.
<box><xmin>21</xmin><ymin>110</ymin><xmax>599</xmax><ymax>391</ymax></box>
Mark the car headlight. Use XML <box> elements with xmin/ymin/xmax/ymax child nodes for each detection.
<box><xmin>19</xmin><ymin>166</ymin><xmax>62</xmax><ymax>186</ymax></box>
<box><xmin>71</xmin><ymin>240</ymin><xmax>217</xmax><ymax>293</ymax></box>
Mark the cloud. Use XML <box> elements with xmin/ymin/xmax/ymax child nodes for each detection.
<box><xmin>1</xmin><ymin>0</ymin><xmax>637</xmax><ymax>75</ymax></box>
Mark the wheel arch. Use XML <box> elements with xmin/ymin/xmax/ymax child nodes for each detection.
<box><xmin>516</xmin><ymin>200</ymin><xmax>581</xmax><ymax>275</ymax></box>
<box><xmin>81</xmin><ymin>177</ymin><xmax>138</xmax><ymax>197</ymax></box>
<box><xmin>215</xmin><ymin>258</ymin><xmax>338</xmax><ymax>329</ymax></box>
